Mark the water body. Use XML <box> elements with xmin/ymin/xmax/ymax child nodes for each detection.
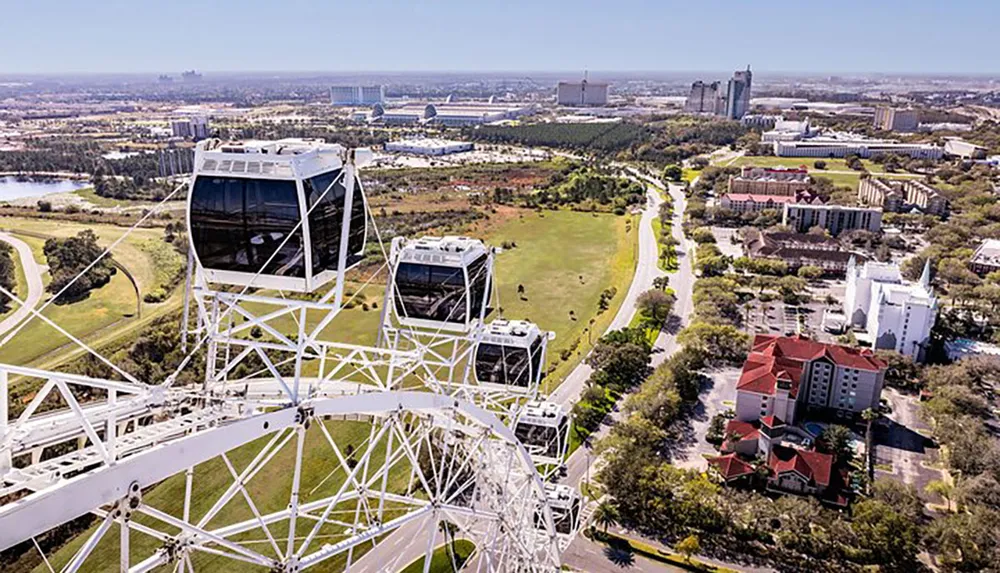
<box><xmin>0</xmin><ymin>176</ymin><xmax>90</xmax><ymax>201</ymax></box>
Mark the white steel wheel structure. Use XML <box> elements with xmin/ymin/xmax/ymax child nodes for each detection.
<box><xmin>0</xmin><ymin>139</ymin><xmax>578</xmax><ymax>573</ymax></box>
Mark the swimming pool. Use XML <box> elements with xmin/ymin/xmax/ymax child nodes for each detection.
<box><xmin>804</xmin><ymin>422</ymin><xmax>826</xmax><ymax>437</ymax></box>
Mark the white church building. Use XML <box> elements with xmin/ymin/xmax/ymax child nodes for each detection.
<box><xmin>844</xmin><ymin>258</ymin><xmax>937</xmax><ymax>362</ymax></box>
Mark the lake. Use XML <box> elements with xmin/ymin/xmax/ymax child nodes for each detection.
<box><xmin>0</xmin><ymin>176</ymin><xmax>90</xmax><ymax>201</ymax></box>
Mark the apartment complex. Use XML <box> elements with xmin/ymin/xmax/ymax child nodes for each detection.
<box><xmin>783</xmin><ymin>203</ymin><xmax>882</xmax><ymax>236</ymax></box>
<box><xmin>844</xmin><ymin>259</ymin><xmax>937</xmax><ymax>362</ymax></box>
<box><xmin>969</xmin><ymin>239</ymin><xmax>1000</xmax><ymax>276</ymax></box>
<box><xmin>857</xmin><ymin>178</ymin><xmax>948</xmax><ymax>217</ymax></box>
<box><xmin>556</xmin><ymin>80</ymin><xmax>609</xmax><ymax>106</ymax></box>
<box><xmin>330</xmin><ymin>85</ymin><xmax>385</xmax><ymax>106</ymax></box>
<box><xmin>735</xmin><ymin>335</ymin><xmax>888</xmax><ymax>424</ymax></box>
<box><xmin>743</xmin><ymin>229</ymin><xmax>866</xmax><ymax>275</ymax></box>
<box><xmin>873</xmin><ymin>107</ymin><xmax>919</xmax><ymax>132</ymax></box>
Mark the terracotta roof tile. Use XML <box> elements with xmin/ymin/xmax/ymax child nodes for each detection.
<box><xmin>708</xmin><ymin>454</ymin><xmax>755</xmax><ymax>481</ymax></box>
<box><xmin>768</xmin><ymin>445</ymin><xmax>833</xmax><ymax>487</ymax></box>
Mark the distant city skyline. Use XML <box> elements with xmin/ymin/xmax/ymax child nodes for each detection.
<box><xmin>2</xmin><ymin>0</ymin><xmax>998</xmax><ymax>75</ymax></box>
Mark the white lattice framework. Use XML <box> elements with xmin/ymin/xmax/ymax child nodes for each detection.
<box><xmin>0</xmin><ymin>146</ymin><xmax>577</xmax><ymax>573</ymax></box>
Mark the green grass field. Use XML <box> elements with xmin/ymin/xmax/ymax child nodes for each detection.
<box><xmin>0</xmin><ymin>218</ymin><xmax>184</xmax><ymax>367</ymax></box>
<box><xmin>731</xmin><ymin>156</ymin><xmax>924</xmax><ymax>189</ymax></box>
<box><xmin>488</xmin><ymin>210</ymin><xmax>637</xmax><ymax>392</ymax></box>
<box><xmin>22</xmin><ymin>209</ymin><xmax>637</xmax><ymax>572</ymax></box>
<box><xmin>399</xmin><ymin>540</ymin><xmax>475</xmax><ymax>573</ymax></box>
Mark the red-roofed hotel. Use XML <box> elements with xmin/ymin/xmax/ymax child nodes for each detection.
<box><xmin>735</xmin><ymin>335</ymin><xmax>887</xmax><ymax>424</ymax></box>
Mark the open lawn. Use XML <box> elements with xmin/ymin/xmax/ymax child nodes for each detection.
<box><xmin>0</xmin><ymin>218</ymin><xmax>184</xmax><ymax>368</ymax></box>
<box><xmin>731</xmin><ymin>156</ymin><xmax>924</xmax><ymax>189</ymax></box>
<box><xmin>487</xmin><ymin>210</ymin><xmax>637</xmax><ymax>392</ymax></box>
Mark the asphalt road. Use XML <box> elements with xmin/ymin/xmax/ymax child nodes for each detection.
<box><xmin>352</xmin><ymin>176</ymin><xmax>681</xmax><ymax>573</ymax></box>
<box><xmin>0</xmin><ymin>231</ymin><xmax>44</xmax><ymax>336</ymax></box>
<box><xmin>559</xmin><ymin>177</ymin><xmax>695</xmax><ymax>488</ymax></box>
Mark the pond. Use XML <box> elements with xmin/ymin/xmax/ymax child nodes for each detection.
<box><xmin>0</xmin><ymin>176</ymin><xmax>90</xmax><ymax>201</ymax></box>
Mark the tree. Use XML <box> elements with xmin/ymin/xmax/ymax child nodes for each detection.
<box><xmin>677</xmin><ymin>322</ymin><xmax>750</xmax><ymax>366</ymax></box>
<box><xmin>797</xmin><ymin>265</ymin><xmax>824</xmax><ymax>281</ymax></box>
<box><xmin>674</xmin><ymin>534</ymin><xmax>701</xmax><ymax>563</ymax></box>
<box><xmin>816</xmin><ymin>424</ymin><xmax>854</xmax><ymax>465</ymax></box>
<box><xmin>591</xmin><ymin>500</ymin><xmax>620</xmax><ymax>534</ymax></box>
<box><xmin>927</xmin><ymin>479</ymin><xmax>956</xmax><ymax>512</ymax></box>
<box><xmin>637</xmin><ymin>288</ymin><xmax>675</xmax><ymax>323</ymax></box>
<box><xmin>689</xmin><ymin>227</ymin><xmax>716</xmax><ymax>244</ymax></box>
<box><xmin>662</xmin><ymin>164</ymin><xmax>683</xmax><ymax>182</ymax></box>
<box><xmin>43</xmin><ymin>230</ymin><xmax>117</xmax><ymax>301</ymax></box>
<box><xmin>0</xmin><ymin>244</ymin><xmax>16</xmax><ymax>313</ymax></box>
<box><xmin>813</xmin><ymin>160</ymin><xmax>827</xmax><ymax>170</ymax></box>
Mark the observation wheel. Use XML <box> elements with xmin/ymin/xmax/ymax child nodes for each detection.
<box><xmin>0</xmin><ymin>138</ymin><xmax>581</xmax><ymax>572</ymax></box>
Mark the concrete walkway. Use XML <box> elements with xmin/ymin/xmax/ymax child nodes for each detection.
<box><xmin>0</xmin><ymin>231</ymin><xmax>44</xmax><ymax>336</ymax></box>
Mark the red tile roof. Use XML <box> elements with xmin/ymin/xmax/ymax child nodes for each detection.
<box><xmin>768</xmin><ymin>445</ymin><xmax>833</xmax><ymax>487</ymax></box>
<box><xmin>752</xmin><ymin>334</ymin><xmax>886</xmax><ymax>371</ymax></box>
<box><xmin>708</xmin><ymin>454</ymin><xmax>755</xmax><ymax>481</ymax></box>
<box><xmin>737</xmin><ymin>335</ymin><xmax>886</xmax><ymax>398</ymax></box>
<box><xmin>724</xmin><ymin>419</ymin><xmax>760</xmax><ymax>441</ymax></box>
<box><xmin>760</xmin><ymin>415</ymin><xmax>784</xmax><ymax>428</ymax></box>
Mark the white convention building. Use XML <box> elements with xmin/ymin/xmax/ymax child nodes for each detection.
<box><xmin>384</xmin><ymin>138</ymin><xmax>474</xmax><ymax>156</ymax></box>
<box><xmin>844</xmin><ymin>258</ymin><xmax>937</xmax><ymax>362</ymax></box>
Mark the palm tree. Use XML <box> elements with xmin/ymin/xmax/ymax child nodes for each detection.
<box><xmin>862</xmin><ymin>408</ymin><xmax>878</xmax><ymax>492</ymax></box>
<box><xmin>438</xmin><ymin>520</ymin><xmax>459</xmax><ymax>571</ymax></box>
<box><xmin>591</xmin><ymin>500</ymin><xmax>620</xmax><ymax>534</ymax></box>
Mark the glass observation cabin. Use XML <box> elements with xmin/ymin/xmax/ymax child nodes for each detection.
<box><xmin>514</xmin><ymin>401</ymin><xmax>569</xmax><ymax>462</ymax></box>
<box><xmin>187</xmin><ymin>138</ymin><xmax>372</xmax><ymax>293</ymax></box>
<box><xmin>473</xmin><ymin>319</ymin><xmax>552</xmax><ymax>390</ymax></box>
<box><xmin>535</xmin><ymin>484</ymin><xmax>581</xmax><ymax>536</ymax></box>
<box><xmin>390</xmin><ymin>236</ymin><xmax>493</xmax><ymax>332</ymax></box>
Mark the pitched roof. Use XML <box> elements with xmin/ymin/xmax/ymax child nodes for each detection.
<box><xmin>751</xmin><ymin>334</ymin><xmax>887</xmax><ymax>371</ymax></box>
<box><xmin>760</xmin><ymin>415</ymin><xmax>784</xmax><ymax>428</ymax></box>
<box><xmin>736</xmin><ymin>353</ymin><xmax>804</xmax><ymax>397</ymax></box>
<box><xmin>768</xmin><ymin>445</ymin><xmax>833</xmax><ymax>487</ymax></box>
<box><xmin>724</xmin><ymin>419</ymin><xmax>760</xmax><ymax>441</ymax></box>
<box><xmin>707</xmin><ymin>454</ymin><xmax>756</xmax><ymax>481</ymax></box>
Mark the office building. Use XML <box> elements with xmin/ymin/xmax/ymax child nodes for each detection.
<box><xmin>844</xmin><ymin>259</ymin><xmax>937</xmax><ymax>362</ymax></box>
<box><xmin>969</xmin><ymin>239</ymin><xmax>1000</xmax><ymax>277</ymax></box>
<box><xmin>783</xmin><ymin>203</ymin><xmax>882</xmax><ymax>236</ymax></box>
<box><xmin>729</xmin><ymin>166</ymin><xmax>811</xmax><ymax>196</ymax></box>
<box><xmin>384</xmin><ymin>138</ymin><xmax>473</xmax><ymax>156</ymax></box>
<box><xmin>741</xmin><ymin>114</ymin><xmax>780</xmax><ymax>129</ymax></box>
<box><xmin>378</xmin><ymin>102</ymin><xmax>533</xmax><ymax>126</ymax></box>
<box><xmin>556</xmin><ymin>80</ymin><xmax>609</xmax><ymax>107</ymax></box>
<box><xmin>330</xmin><ymin>85</ymin><xmax>385</xmax><ymax>106</ymax></box>
<box><xmin>734</xmin><ymin>334</ymin><xmax>887</xmax><ymax>423</ymax></box>
<box><xmin>761</xmin><ymin>117</ymin><xmax>814</xmax><ymax>142</ymax></box>
<box><xmin>724</xmin><ymin>67</ymin><xmax>753</xmax><ymax>120</ymax></box>
<box><xmin>170</xmin><ymin>116</ymin><xmax>209</xmax><ymax>141</ymax></box>
<box><xmin>773</xmin><ymin>137</ymin><xmax>943</xmax><ymax>159</ymax></box>
<box><xmin>873</xmin><ymin>107</ymin><xmax>919</xmax><ymax>133</ymax></box>
<box><xmin>684</xmin><ymin>81</ymin><xmax>724</xmax><ymax>114</ymax></box>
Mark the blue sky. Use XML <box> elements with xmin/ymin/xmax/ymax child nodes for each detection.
<box><xmin>1</xmin><ymin>0</ymin><xmax>997</xmax><ymax>74</ymax></box>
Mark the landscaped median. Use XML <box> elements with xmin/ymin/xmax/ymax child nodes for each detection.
<box><xmin>586</xmin><ymin>529</ymin><xmax>739</xmax><ymax>573</ymax></box>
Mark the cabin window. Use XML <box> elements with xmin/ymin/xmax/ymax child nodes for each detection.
<box><xmin>190</xmin><ymin>176</ymin><xmax>305</xmax><ymax>277</ymax></box>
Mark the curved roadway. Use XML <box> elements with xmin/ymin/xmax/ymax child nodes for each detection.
<box><xmin>0</xmin><ymin>231</ymin><xmax>44</xmax><ymax>336</ymax></box>
<box><xmin>351</xmin><ymin>173</ymin><xmax>693</xmax><ymax>572</ymax></box>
